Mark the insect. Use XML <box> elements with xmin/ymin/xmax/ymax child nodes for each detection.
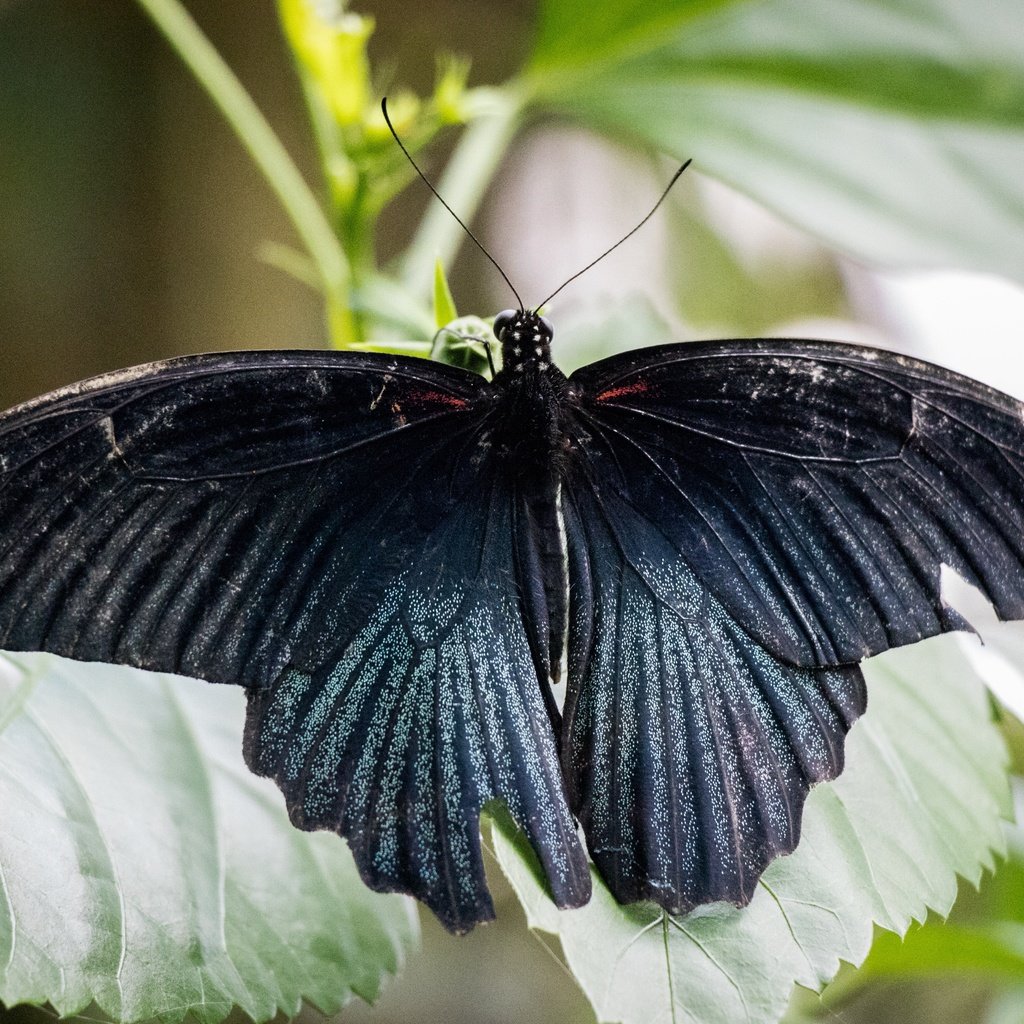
<box><xmin>3</xmin><ymin>111</ymin><xmax>1024</xmax><ymax>935</ymax></box>
<box><xmin>4</xmin><ymin>317</ymin><xmax>1024</xmax><ymax>935</ymax></box>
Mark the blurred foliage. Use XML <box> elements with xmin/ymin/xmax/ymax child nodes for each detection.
<box><xmin>3</xmin><ymin>0</ymin><xmax>1024</xmax><ymax>1023</ymax></box>
<box><xmin>527</xmin><ymin>0</ymin><xmax>1024</xmax><ymax>278</ymax></box>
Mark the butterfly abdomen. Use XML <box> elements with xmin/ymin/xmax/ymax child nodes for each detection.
<box><xmin>487</xmin><ymin>309</ymin><xmax>574</xmax><ymax>694</ymax></box>
<box><xmin>487</xmin><ymin>363</ymin><xmax>572</xmax><ymax>694</ymax></box>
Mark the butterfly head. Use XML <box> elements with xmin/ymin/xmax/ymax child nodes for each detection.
<box><xmin>493</xmin><ymin>309</ymin><xmax>554</xmax><ymax>374</ymax></box>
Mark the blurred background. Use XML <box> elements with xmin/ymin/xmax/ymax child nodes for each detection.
<box><xmin>5</xmin><ymin>0</ymin><xmax>1022</xmax><ymax>411</ymax></box>
<box><xmin>4</xmin><ymin>2</ymin><xmax>1024</xmax><ymax>1023</ymax></box>
<box><xmin>0</xmin><ymin>0</ymin><xmax>536</xmax><ymax>407</ymax></box>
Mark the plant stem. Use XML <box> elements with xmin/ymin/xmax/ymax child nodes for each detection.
<box><xmin>398</xmin><ymin>88</ymin><xmax>525</xmax><ymax>303</ymax></box>
<box><xmin>133</xmin><ymin>0</ymin><xmax>357</xmax><ymax>345</ymax></box>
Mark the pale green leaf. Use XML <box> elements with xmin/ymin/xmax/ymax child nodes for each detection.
<box><xmin>527</xmin><ymin>0</ymin><xmax>1024</xmax><ymax>279</ymax></box>
<box><xmin>494</xmin><ymin>637</ymin><xmax>1011</xmax><ymax>1024</ymax></box>
<box><xmin>0</xmin><ymin>654</ymin><xmax>418</xmax><ymax>1024</ymax></box>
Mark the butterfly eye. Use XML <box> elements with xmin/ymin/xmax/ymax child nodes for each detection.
<box><xmin>538</xmin><ymin>315</ymin><xmax>554</xmax><ymax>340</ymax></box>
<box><xmin>492</xmin><ymin>309</ymin><xmax>517</xmax><ymax>341</ymax></box>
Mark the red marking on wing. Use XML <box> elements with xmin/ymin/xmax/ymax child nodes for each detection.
<box><xmin>407</xmin><ymin>389</ymin><xmax>470</xmax><ymax>410</ymax></box>
<box><xmin>595</xmin><ymin>380</ymin><xmax>651</xmax><ymax>403</ymax></box>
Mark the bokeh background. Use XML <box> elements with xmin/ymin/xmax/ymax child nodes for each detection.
<box><xmin>4</xmin><ymin>2</ymin><xmax>1024</xmax><ymax>1023</ymax></box>
<box><xmin>6</xmin><ymin>0</ymin><xmax>1022</xmax><ymax>413</ymax></box>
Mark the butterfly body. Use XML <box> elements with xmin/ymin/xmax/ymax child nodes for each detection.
<box><xmin>3</xmin><ymin>329</ymin><xmax>1024</xmax><ymax>932</ymax></box>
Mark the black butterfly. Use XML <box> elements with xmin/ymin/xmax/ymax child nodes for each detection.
<box><xmin>3</xmin><ymin>312</ymin><xmax>1024</xmax><ymax>932</ymax></box>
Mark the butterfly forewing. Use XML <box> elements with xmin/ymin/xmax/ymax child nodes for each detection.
<box><xmin>0</xmin><ymin>352</ymin><xmax>477</xmax><ymax>683</ymax></box>
<box><xmin>569</xmin><ymin>339</ymin><xmax>1024</xmax><ymax>670</ymax></box>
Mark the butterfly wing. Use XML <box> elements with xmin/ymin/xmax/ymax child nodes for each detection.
<box><xmin>560</xmin><ymin>337</ymin><xmax>1024</xmax><ymax>912</ymax></box>
<box><xmin>561</xmin><ymin>450</ymin><xmax>866</xmax><ymax>911</ymax></box>
<box><xmin>568</xmin><ymin>339</ymin><xmax>1024</xmax><ymax>668</ymax></box>
<box><xmin>0</xmin><ymin>350</ymin><xmax>589</xmax><ymax>931</ymax></box>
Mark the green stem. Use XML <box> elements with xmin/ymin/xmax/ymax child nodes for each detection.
<box><xmin>398</xmin><ymin>88</ymin><xmax>525</xmax><ymax>303</ymax></box>
<box><xmin>133</xmin><ymin>0</ymin><xmax>356</xmax><ymax>345</ymax></box>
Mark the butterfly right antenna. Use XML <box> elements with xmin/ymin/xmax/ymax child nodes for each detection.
<box><xmin>381</xmin><ymin>98</ymin><xmax>525</xmax><ymax>312</ymax></box>
<box><xmin>534</xmin><ymin>158</ymin><xmax>692</xmax><ymax>311</ymax></box>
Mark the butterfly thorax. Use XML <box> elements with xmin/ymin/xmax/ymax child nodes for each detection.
<box><xmin>491</xmin><ymin>309</ymin><xmax>568</xmax><ymax>477</ymax></box>
<box><xmin>494</xmin><ymin>309</ymin><xmax>554</xmax><ymax>375</ymax></box>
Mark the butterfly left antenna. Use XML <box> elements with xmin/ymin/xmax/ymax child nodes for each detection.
<box><xmin>381</xmin><ymin>98</ymin><xmax>525</xmax><ymax>311</ymax></box>
<box><xmin>534</xmin><ymin>158</ymin><xmax>693</xmax><ymax>311</ymax></box>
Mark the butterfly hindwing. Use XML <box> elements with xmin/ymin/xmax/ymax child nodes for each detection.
<box><xmin>569</xmin><ymin>339</ymin><xmax>1024</xmax><ymax>669</ymax></box>
<box><xmin>561</xmin><ymin>447</ymin><xmax>866</xmax><ymax>912</ymax></box>
<box><xmin>0</xmin><ymin>350</ymin><xmax>590</xmax><ymax>931</ymax></box>
<box><xmin>243</xmin><ymin>460</ymin><xmax>591</xmax><ymax>930</ymax></box>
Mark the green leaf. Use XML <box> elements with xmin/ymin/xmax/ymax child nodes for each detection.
<box><xmin>834</xmin><ymin>921</ymin><xmax>1024</xmax><ymax>990</ymax></box>
<box><xmin>0</xmin><ymin>654</ymin><xmax>418</xmax><ymax>1024</ymax></box>
<box><xmin>664</xmin><ymin>199</ymin><xmax>848</xmax><ymax>335</ymax></box>
<box><xmin>526</xmin><ymin>0</ymin><xmax>1024</xmax><ymax>280</ymax></box>
<box><xmin>531</xmin><ymin>0</ymin><xmax>743</xmax><ymax>75</ymax></box>
<box><xmin>493</xmin><ymin>637</ymin><xmax>1011</xmax><ymax>1024</ymax></box>
<box><xmin>430</xmin><ymin>315</ymin><xmax>496</xmax><ymax>377</ymax></box>
<box><xmin>433</xmin><ymin>258</ymin><xmax>459</xmax><ymax>328</ymax></box>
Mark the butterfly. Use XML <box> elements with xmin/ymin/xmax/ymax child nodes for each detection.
<box><xmin>2</xmin><ymin>308</ymin><xmax>1024</xmax><ymax>933</ymax></box>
